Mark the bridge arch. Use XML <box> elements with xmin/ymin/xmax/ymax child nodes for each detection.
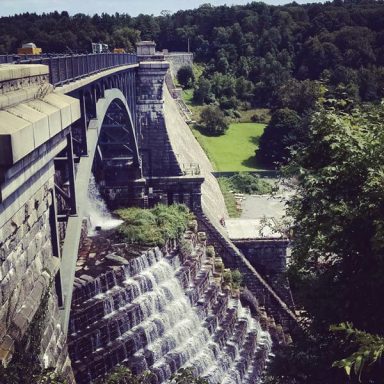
<box><xmin>60</xmin><ymin>88</ymin><xmax>141</xmax><ymax>331</ymax></box>
<box><xmin>94</xmin><ymin>88</ymin><xmax>142</xmax><ymax>189</ymax></box>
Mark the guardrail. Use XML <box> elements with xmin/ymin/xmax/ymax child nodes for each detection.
<box><xmin>0</xmin><ymin>53</ymin><xmax>137</xmax><ymax>86</ymax></box>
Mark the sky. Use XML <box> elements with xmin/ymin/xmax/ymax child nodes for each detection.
<box><xmin>0</xmin><ymin>0</ymin><xmax>319</xmax><ymax>17</ymax></box>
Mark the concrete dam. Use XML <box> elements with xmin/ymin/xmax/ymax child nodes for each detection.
<box><xmin>0</xmin><ymin>42</ymin><xmax>295</xmax><ymax>383</ymax></box>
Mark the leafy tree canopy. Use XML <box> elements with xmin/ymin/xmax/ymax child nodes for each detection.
<box><xmin>257</xmin><ymin>108</ymin><xmax>302</xmax><ymax>167</ymax></box>
<box><xmin>199</xmin><ymin>105</ymin><xmax>229</xmax><ymax>136</ymax></box>
<box><xmin>177</xmin><ymin>65</ymin><xmax>195</xmax><ymax>88</ymax></box>
<box><xmin>268</xmin><ymin>102</ymin><xmax>384</xmax><ymax>384</ymax></box>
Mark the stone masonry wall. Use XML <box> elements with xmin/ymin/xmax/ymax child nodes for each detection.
<box><xmin>196</xmin><ymin>213</ymin><xmax>298</xmax><ymax>334</ymax></box>
<box><xmin>0</xmin><ymin>176</ymin><xmax>73</xmax><ymax>380</ymax></box>
<box><xmin>136</xmin><ymin>61</ymin><xmax>182</xmax><ymax>178</ymax></box>
<box><xmin>235</xmin><ymin>240</ymin><xmax>295</xmax><ymax>311</ymax></box>
<box><xmin>164</xmin><ymin>53</ymin><xmax>194</xmax><ymax>78</ymax></box>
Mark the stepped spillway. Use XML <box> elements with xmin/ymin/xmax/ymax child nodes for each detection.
<box><xmin>68</xmin><ymin>232</ymin><xmax>272</xmax><ymax>383</ymax></box>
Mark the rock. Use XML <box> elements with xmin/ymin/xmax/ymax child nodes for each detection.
<box><xmin>105</xmin><ymin>253</ymin><xmax>129</xmax><ymax>265</ymax></box>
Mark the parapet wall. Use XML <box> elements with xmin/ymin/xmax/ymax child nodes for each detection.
<box><xmin>164</xmin><ymin>52</ymin><xmax>194</xmax><ymax>78</ymax></box>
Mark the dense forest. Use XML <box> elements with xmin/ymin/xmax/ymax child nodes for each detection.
<box><xmin>2</xmin><ymin>2</ymin><xmax>384</xmax><ymax>383</ymax></box>
<box><xmin>2</xmin><ymin>0</ymin><xmax>384</xmax><ymax>108</ymax></box>
<box><xmin>2</xmin><ymin>1</ymin><xmax>384</xmax><ymax>164</ymax></box>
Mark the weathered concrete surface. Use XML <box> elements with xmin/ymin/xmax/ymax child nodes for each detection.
<box><xmin>0</xmin><ymin>64</ymin><xmax>80</xmax><ymax>171</ymax></box>
<box><xmin>0</xmin><ymin>64</ymin><xmax>78</xmax><ymax>380</ymax></box>
<box><xmin>163</xmin><ymin>86</ymin><xmax>297</xmax><ymax>333</ymax></box>
<box><xmin>0</xmin><ymin>177</ymin><xmax>73</xmax><ymax>378</ymax></box>
<box><xmin>226</xmin><ymin>218</ymin><xmax>284</xmax><ymax>240</ymax></box>
<box><xmin>164</xmin><ymin>52</ymin><xmax>194</xmax><ymax>78</ymax></box>
<box><xmin>163</xmin><ymin>86</ymin><xmax>228</xmax><ymax>226</ymax></box>
<box><xmin>240</xmin><ymin>186</ymin><xmax>293</xmax><ymax>220</ymax></box>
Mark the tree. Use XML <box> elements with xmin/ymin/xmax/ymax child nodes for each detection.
<box><xmin>278</xmin><ymin>79</ymin><xmax>323</xmax><ymax>114</ymax></box>
<box><xmin>256</xmin><ymin>108</ymin><xmax>301</xmax><ymax>166</ymax></box>
<box><xmin>193</xmin><ymin>76</ymin><xmax>213</xmax><ymax>104</ymax></box>
<box><xmin>271</xmin><ymin>103</ymin><xmax>384</xmax><ymax>384</ymax></box>
<box><xmin>199</xmin><ymin>105</ymin><xmax>229</xmax><ymax>135</ymax></box>
<box><xmin>331</xmin><ymin>323</ymin><xmax>384</xmax><ymax>379</ymax></box>
<box><xmin>111</xmin><ymin>27</ymin><xmax>140</xmax><ymax>52</ymax></box>
<box><xmin>177</xmin><ymin>66</ymin><xmax>195</xmax><ymax>88</ymax></box>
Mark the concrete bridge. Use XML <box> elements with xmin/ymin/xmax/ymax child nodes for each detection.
<box><xmin>0</xmin><ymin>42</ymin><xmax>203</xmax><ymax>375</ymax></box>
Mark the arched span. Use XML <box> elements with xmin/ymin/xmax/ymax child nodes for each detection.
<box><xmin>95</xmin><ymin>89</ymin><xmax>139</xmax><ymax>158</ymax></box>
<box><xmin>94</xmin><ymin>89</ymin><xmax>142</xmax><ymax>186</ymax></box>
<box><xmin>60</xmin><ymin>88</ymin><xmax>141</xmax><ymax>333</ymax></box>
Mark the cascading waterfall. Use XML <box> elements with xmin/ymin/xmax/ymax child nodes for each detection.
<box><xmin>85</xmin><ymin>174</ymin><xmax>123</xmax><ymax>235</ymax></box>
<box><xmin>69</xmin><ymin>237</ymin><xmax>272</xmax><ymax>384</ymax></box>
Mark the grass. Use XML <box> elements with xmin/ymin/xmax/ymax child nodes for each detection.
<box><xmin>182</xmin><ymin>88</ymin><xmax>205</xmax><ymax>121</ymax></box>
<box><xmin>217</xmin><ymin>178</ymin><xmax>241</xmax><ymax>218</ymax></box>
<box><xmin>191</xmin><ymin>122</ymin><xmax>266</xmax><ymax>171</ymax></box>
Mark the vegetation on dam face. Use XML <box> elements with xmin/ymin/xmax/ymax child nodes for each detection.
<box><xmin>115</xmin><ymin>204</ymin><xmax>194</xmax><ymax>246</ymax></box>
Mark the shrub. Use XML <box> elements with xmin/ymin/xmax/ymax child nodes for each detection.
<box><xmin>96</xmin><ymin>365</ymin><xmax>153</xmax><ymax>384</ymax></box>
<box><xmin>231</xmin><ymin>269</ymin><xmax>243</xmax><ymax>289</ymax></box>
<box><xmin>223</xmin><ymin>270</ymin><xmax>232</xmax><ymax>286</ymax></box>
<box><xmin>170</xmin><ymin>368</ymin><xmax>208</xmax><ymax>384</ymax></box>
<box><xmin>251</xmin><ymin>112</ymin><xmax>269</xmax><ymax>123</ymax></box>
<box><xmin>233</xmin><ymin>110</ymin><xmax>242</xmax><ymax>119</ymax></box>
<box><xmin>256</xmin><ymin>108</ymin><xmax>302</xmax><ymax>166</ymax></box>
<box><xmin>193</xmin><ymin>76</ymin><xmax>213</xmax><ymax>104</ymax></box>
<box><xmin>228</xmin><ymin>173</ymin><xmax>274</xmax><ymax>195</ymax></box>
<box><xmin>206</xmin><ymin>245</ymin><xmax>216</xmax><ymax>258</ymax></box>
<box><xmin>219</xmin><ymin>96</ymin><xmax>239</xmax><ymax>110</ymax></box>
<box><xmin>115</xmin><ymin>204</ymin><xmax>193</xmax><ymax>246</ymax></box>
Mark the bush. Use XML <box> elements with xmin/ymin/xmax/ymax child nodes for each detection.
<box><xmin>231</xmin><ymin>269</ymin><xmax>243</xmax><ymax>289</ymax></box>
<box><xmin>256</xmin><ymin>108</ymin><xmax>302</xmax><ymax>166</ymax></box>
<box><xmin>206</xmin><ymin>245</ymin><xmax>216</xmax><ymax>258</ymax></box>
<box><xmin>115</xmin><ymin>204</ymin><xmax>193</xmax><ymax>246</ymax></box>
<box><xmin>170</xmin><ymin>368</ymin><xmax>208</xmax><ymax>384</ymax></box>
<box><xmin>233</xmin><ymin>110</ymin><xmax>242</xmax><ymax>118</ymax></box>
<box><xmin>228</xmin><ymin>173</ymin><xmax>274</xmax><ymax>195</ymax></box>
<box><xmin>222</xmin><ymin>269</ymin><xmax>243</xmax><ymax>290</ymax></box>
<box><xmin>223</xmin><ymin>270</ymin><xmax>232</xmax><ymax>286</ymax></box>
<box><xmin>251</xmin><ymin>112</ymin><xmax>269</xmax><ymax>123</ymax></box>
<box><xmin>96</xmin><ymin>365</ymin><xmax>153</xmax><ymax>384</ymax></box>
<box><xmin>219</xmin><ymin>96</ymin><xmax>239</xmax><ymax>110</ymax></box>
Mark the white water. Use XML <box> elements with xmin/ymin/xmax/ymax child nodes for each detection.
<box><xmin>70</xmin><ymin>247</ymin><xmax>272</xmax><ymax>384</ymax></box>
<box><xmin>85</xmin><ymin>175</ymin><xmax>123</xmax><ymax>235</ymax></box>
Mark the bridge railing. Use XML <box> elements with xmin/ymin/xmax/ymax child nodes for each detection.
<box><xmin>0</xmin><ymin>53</ymin><xmax>137</xmax><ymax>86</ymax></box>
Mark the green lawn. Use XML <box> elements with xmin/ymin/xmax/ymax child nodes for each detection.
<box><xmin>192</xmin><ymin>122</ymin><xmax>266</xmax><ymax>171</ymax></box>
